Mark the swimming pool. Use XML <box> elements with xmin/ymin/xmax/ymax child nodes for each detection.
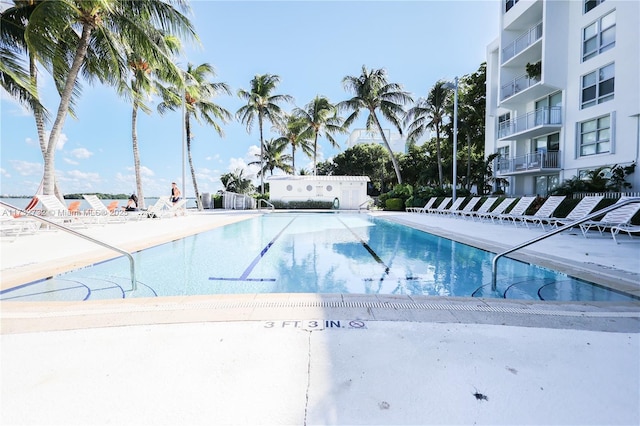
<box><xmin>2</xmin><ymin>213</ymin><xmax>636</xmax><ymax>302</ymax></box>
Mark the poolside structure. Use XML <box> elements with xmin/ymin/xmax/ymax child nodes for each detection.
<box><xmin>267</xmin><ymin>175</ymin><xmax>371</xmax><ymax>210</ymax></box>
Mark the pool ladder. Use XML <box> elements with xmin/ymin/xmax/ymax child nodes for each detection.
<box><xmin>491</xmin><ymin>197</ymin><xmax>640</xmax><ymax>291</ymax></box>
<box><xmin>1</xmin><ymin>200</ymin><xmax>137</xmax><ymax>291</ymax></box>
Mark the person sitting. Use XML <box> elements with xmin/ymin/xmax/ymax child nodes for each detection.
<box><xmin>171</xmin><ymin>182</ymin><xmax>181</xmax><ymax>205</ymax></box>
<box><xmin>123</xmin><ymin>194</ymin><xmax>138</xmax><ymax>211</ymax></box>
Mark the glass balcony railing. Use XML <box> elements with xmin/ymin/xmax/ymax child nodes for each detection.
<box><xmin>501</xmin><ymin>73</ymin><xmax>541</xmax><ymax>101</ymax></box>
<box><xmin>502</xmin><ymin>22</ymin><xmax>543</xmax><ymax>63</ymax></box>
<box><xmin>498</xmin><ymin>106</ymin><xmax>561</xmax><ymax>139</ymax></box>
<box><xmin>495</xmin><ymin>151</ymin><xmax>561</xmax><ymax>175</ymax></box>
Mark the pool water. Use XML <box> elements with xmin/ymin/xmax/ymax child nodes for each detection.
<box><xmin>2</xmin><ymin>213</ymin><xmax>636</xmax><ymax>302</ymax></box>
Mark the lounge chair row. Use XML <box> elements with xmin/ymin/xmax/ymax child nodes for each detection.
<box><xmin>406</xmin><ymin>195</ymin><xmax>640</xmax><ymax>241</ymax></box>
<box><xmin>1</xmin><ymin>195</ymin><xmax>188</xmax><ymax>241</ymax></box>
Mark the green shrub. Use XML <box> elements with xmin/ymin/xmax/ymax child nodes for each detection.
<box><xmin>269</xmin><ymin>200</ymin><xmax>333</xmax><ymax>209</ymax></box>
<box><xmin>385</xmin><ymin>198</ymin><xmax>404</xmax><ymax>211</ymax></box>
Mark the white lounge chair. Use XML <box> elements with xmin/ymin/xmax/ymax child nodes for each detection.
<box><xmin>0</xmin><ymin>206</ymin><xmax>41</xmax><ymax>240</ymax></box>
<box><xmin>461</xmin><ymin>197</ymin><xmax>498</xmax><ymax>220</ymax></box>
<box><xmin>494</xmin><ymin>196</ymin><xmax>537</xmax><ymax>224</ymax></box>
<box><xmin>547</xmin><ymin>195</ymin><xmax>604</xmax><ymax>229</ymax></box>
<box><xmin>508</xmin><ymin>196</ymin><xmax>567</xmax><ymax>230</ymax></box>
<box><xmin>38</xmin><ymin>195</ymin><xmax>91</xmax><ymax>228</ymax></box>
<box><xmin>474</xmin><ymin>197</ymin><xmax>516</xmax><ymax>222</ymax></box>
<box><xmin>449</xmin><ymin>197</ymin><xmax>481</xmax><ymax>217</ymax></box>
<box><xmin>426</xmin><ymin>197</ymin><xmax>452</xmax><ymax>214</ymax></box>
<box><xmin>611</xmin><ymin>224</ymin><xmax>640</xmax><ymax>244</ymax></box>
<box><xmin>141</xmin><ymin>196</ymin><xmax>172</xmax><ymax>219</ymax></box>
<box><xmin>164</xmin><ymin>198</ymin><xmax>188</xmax><ymax>216</ymax></box>
<box><xmin>579</xmin><ymin>198</ymin><xmax>640</xmax><ymax>238</ymax></box>
<box><xmin>83</xmin><ymin>194</ymin><xmax>129</xmax><ymax>223</ymax></box>
<box><xmin>437</xmin><ymin>197</ymin><xmax>465</xmax><ymax>215</ymax></box>
<box><xmin>406</xmin><ymin>197</ymin><xmax>436</xmax><ymax>213</ymax></box>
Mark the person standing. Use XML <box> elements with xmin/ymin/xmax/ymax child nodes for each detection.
<box><xmin>170</xmin><ymin>182</ymin><xmax>181</xmax><ymax>205</ymax></box>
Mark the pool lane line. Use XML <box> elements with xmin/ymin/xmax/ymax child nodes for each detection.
<box><xmin>336</xmin><ymin>217</ymin><xmax>391</xmax><ymax>281</ymax></box>
<box><xmin>209</xmin><ymin>216</ymin><xmax>297</xmax><ymax>282</ymax></box>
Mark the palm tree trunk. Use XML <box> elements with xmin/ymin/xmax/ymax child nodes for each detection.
<box><xmin>258</xmin><ymin>113</ymin><xmax>265</xmax><ymax>194</ymax></box>
<box><xmin>313</xmin><ymin>133</ymin><xmax>318</xmax><ymax>176</ymax></box>
<box><xmin>292</xmin><ymin>145</ymin><xmax>296</xmax><ymax>175</ymax></box>
<box><xmin>132</xmin><ymin>101</ymin><xmax>145</xmax><ymax>208</ymax></box>
<box><xmin>186</xmin><ymin>113</ymin><xmax>202</xmax><ymax>210</ymax></box>
<box><xmin>372</xmin><ymin>112</ymin><xmax>402</xmax><ymax>184</ymax></box>
<box><xmin>43</xmin><ymin>24</ymin><xmax>92</xmax><ymax>195</ymax></box>
<box><xmin>435</xmin><ymin>125</ymin><xmax>444</xmax><ymax>188</ymax></box>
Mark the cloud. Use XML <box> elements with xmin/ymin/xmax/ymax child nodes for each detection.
<box><xmin>0</xmin><ymin>168</ymin><xmax>10</xmax><ymax>178</ymax></box>
<box><xmin>41</xmin><ymin>130</ymin><xmax>68</xmax><ymax>150</ymax></box>
<box><xmin>63</xmin><ymin>158</ymin><xmax>79</xmax><ymax>165</ymax></box>
<box><xmin>10</xmin><ymin>160</ymin><xmax>42</xmax><ymax>176</ymax></box>
<box><xmin>70</xmin><ymin>148</ymin><xmax>93</xmax><ymax>159</ymax></box>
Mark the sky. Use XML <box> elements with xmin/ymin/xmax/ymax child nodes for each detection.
<box><xmin>0</xmin><ymin>0</ymin><xmax>500</xmax><ymax>197</ymax></box>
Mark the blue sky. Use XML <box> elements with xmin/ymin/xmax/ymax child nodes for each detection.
<box><xmin>0</xmin><ymin>0</ymin><xmax>500</xmax><ymax>197</ymax></box>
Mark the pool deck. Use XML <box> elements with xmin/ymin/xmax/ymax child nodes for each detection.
<box><xmin>1</xmin><ymin>209</ymin><xmax>639</xmax><ymax>425</ymax></box>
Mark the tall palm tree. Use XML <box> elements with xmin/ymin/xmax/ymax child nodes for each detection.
<box><xmin>220</xmin><ymin>168</ymin><xmax>254</xmax><ymax>194</ymax></box>
<box><xmin>248</xmin><ymin>138</ymin><xmax>293</xmax><ymax>177</ymax></box>
<box><xmin>293</xmin><ymin>96</ymin><xmax>345</xmax><ymax>175</ymax></box>
<box><xmin>158</xmin><ymin>63</ymin><xmax>232</xmax><ymax>210</ymax></box>
<box><xmin>122</xmin><ymin>32</ymin><xmax>182</xmax><ymax>209</ymax></box>
<box><xmin>339</xmin><ymin>66</ymin><xmax>413</xmax><ymax>184</ymax></box>
<box><xmin>405</xmin><ymin>81</ymin><xmax>452</xmax><ymax>188</ymax></box>
<box><xmin>2</xmin><ymin>0</ymin><xmax>196</xmax><ymax>196</ymax></box>
<box><xmin>273</xmin><ymin>114</ymin><xmax>314</xmax><ymax>175</ymax></box>
<box><xmin>236</xmin><ymin>74</ymin><xmax>293</xmax><ymax>193</ymax></box>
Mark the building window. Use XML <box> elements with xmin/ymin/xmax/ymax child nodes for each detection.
<box><xmin>496</xmin><ymin>145</ymin><xmax>510</xmax><ymax>172</ymax></box>
<box><xmin>579</xmin><ymin>115</ymin><xmax>610</xmax><ymax>156</ymax></box>
<box><xmin>583</xmin><ymin>11</ymin><xmax>615</xmax><ymax>61</ymax></box>
<box><xmin>535</xmin><ymin>175</ymin><xmax>560</xmax><ymax>196</ymax></box>
<box><xmin>286</xmin><ymin>185</ymin><xmax>293</xmax><ymax>191</ymax></box>
<box><xmin>306</xmin><ymin>185</ymin><xmax>313</xmax><ymax>191</ymax></box>
<box><xmin>326</xmin><ymin>185</ymin><xmax>333</xmax><ymax>192</ymax></box>
<box><xmin>505</xmin><ymin>0</ymin><xmax>519</xmax><ymax>13</ymax></box>
<box><xmin>584</xmin><ymin>0</ymin><xmax>605</xmax><ymax>14</ymax></box>
<box><xmin>581</xmin><ymin>63</ymin><xmax>614</xmax><ymax>108</ymax></box>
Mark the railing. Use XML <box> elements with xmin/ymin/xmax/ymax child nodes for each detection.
<box><xmin>222</xmin><ymin>191</ymin><xmax>256</xmax><ymax>210</ymax></box>
<box><xmin>1</xmin><ymin>201</ymin><xmax>137</xmax><ymax>291</ymax></box>
<box><xmin>501</xmin><ymin>73</ymin><xmax>540</xmax><ymax>100</ymax></box>
<box><xmin>491</xmin><ymin>198</ymin><xmax>640</xmax><ymax>291</ymax></box>
<box><xmin>502</xmin><ymin>22</ymin><xmax>543</xmax><ymax>63</ymax></box>
<box><xmin>257</xmin><ymin>199</ymin><xmax>274</xmax><ymax>211</ymax></box>
<box><xmin>498</xmin><ymin>106</ymin><xmax>561</xmax><ymax>139</ymax></box>
<box><xmin>359</xmin><ymin>198</ymin><xmax>374</xmax><ymax>211</ymax></box>
<box><xmin>495</xmin><ymin>151</ymin><xmax>561</xmax><ymax>174</ymax></box>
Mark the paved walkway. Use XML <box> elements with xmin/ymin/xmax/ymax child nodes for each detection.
<box><xmin>1</xmin><ymin>210</ymin><xmax>639</xmax><ymax>425</ymax></box>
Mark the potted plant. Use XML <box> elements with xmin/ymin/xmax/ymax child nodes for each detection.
<box><xmin>526</xmin><ymin>61</ymin><xmax>542</xmax><ymax>80</ymax></box>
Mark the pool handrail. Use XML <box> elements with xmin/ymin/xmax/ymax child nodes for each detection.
<box><xmin>257</xmin><ymin>199</ymin><xmax>274</xmax><ymax>211</ymax></box>
<box><xmin>1</xmin><ymin>200</ymin><xmax>137</xmax><ymax>292</ymax></box>
<box><xmin>491</xmin><ymin>197</ymin><xmax>640</xmax><ymax>291</ymax></box>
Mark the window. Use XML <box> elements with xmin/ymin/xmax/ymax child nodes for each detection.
<box><xmin>584</xmin><ymin>0</ymin><xmax>605</xmax><ymax>14</ymax></box>
<box><xmin>579</xmin><ymin>115</ymin><xmax>610</xmax><ymax>156</ymax></box>
<box><xmin>498</xmin><ymin>112</ymin><xmax>511</xmax><ymax>138</ymax></box>
<box><xmin>535</xmin><ymin>92</ymin><xmax>562</xmax><ymax>125</ymax></box>
<box><xmin>496</xmin><ymin>145</ymin><xmax>510</xmax><ymax>172</ymax></box>
<box><xmin>581</xmin><ymin>63</ymin><xmax>614</xmax><ymax>108</ymax></box>
<box><xmin>535</xmin><ymin>175</ymin><xmax>560</xmax><ymax>196</ymax></box>
<box><xmin>583</xmin><ymin>11</ymin><xmax>615</xmax><ymax>61</ymax></box>
<box><xmin>505</xmin><ymin>0</ymin><xmax>519</xmax><ymax>12</ymax></box>
<box><xmin>286</xmin><ymin>185</ymin><xmax>293</xmax><ymax>191</ymax></box>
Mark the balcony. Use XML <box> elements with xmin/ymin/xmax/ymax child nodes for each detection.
<box><xmin>501</xmin><ymin>73</ymin><xmax>541</xmax><ymax>101</ymax></box>
<box><xmin>502</xmin><ymin>22</ymin><xmax>543</xmax><ymax>64</ymax></box>
<box><xmin>495</xmin><ymin>151</ymin><xmax>561</xmax><ymax>176</ymax></box>
<box><xmin>498</xmin><ymin>106</ymin><xmax>562</xmax><ymax>140</ymax></box>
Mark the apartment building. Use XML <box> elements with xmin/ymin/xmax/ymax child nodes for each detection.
<box><xmin>485</xmin><ymin>0</ymin><xmax>639</xmax><ymax>196</ymax></box>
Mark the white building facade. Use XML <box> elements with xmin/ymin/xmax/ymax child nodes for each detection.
<box><xmin>485</xmin><ymin>0</ymin><xmax>640</xmax><ymax>196</ymax></box>
<box><xmin>267</xmin><ymin>175</ymin><xmax>370</xmax><ymax>210</ymax></box>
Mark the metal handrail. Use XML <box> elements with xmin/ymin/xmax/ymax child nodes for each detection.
<box><xmin>1</xmin><ymin>201</ymin><xmax>137</xmax><ymax>291</ymax></box>
<box><xmin>491</xmin><ymin>197</ymin><xmax>640</xmax><ymax>291</ymax></box>
<box><xmin>359</xmin><ymin>198</ymin><xmax>374</xmax><ymax>210</ymax></box>
<box><xmin>257</xmin><ymin>199</ymin><xmax>274</xmax><ymax>211</ymax></box>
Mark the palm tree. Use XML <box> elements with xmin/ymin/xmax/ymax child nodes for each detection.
<box><xmin>122</xmin><ymin>32</ymin><xmax>182</xmax><ymax>209</ymax></box>
<box><xmin>220</xmin><ymin>168</ymin><xmax>254</xmax><ymax>194</ymax></box>
<box><xmin>339</xmin><ymin>66</ymin><xmax>413</xmax><ymax>184</ymax></box>
<box><xmin>293</xmin><ymin>96</ymin><xmax>345</xmax><ymax>175</ymax></box>
<box><xmin>2</xmin><ymin>0</ymin><xmax>196</xmax><ymax>196</ymax></box>
<box><xmin>405</xmin><ymin>81</ymin><xmax>452</xmax><ymax>188</ymax></box>
<box><xmin>273</xmin><ymin>114</ymin><xmax>314</xmax><ymax>175</ymax></box>
<box><xmin>236</xmin><ymin>74</ymin><xmax>293</xmax><ymax>193</ymax></box>
<box><xmin>158</xmin><ymin>63</ymin><xmax>232</xmax><ymax>210</ymax></box>
<box><xmin>248</xmin><ymin>138</ymin><xmax>293</xmax><ymax>177</ymax></box>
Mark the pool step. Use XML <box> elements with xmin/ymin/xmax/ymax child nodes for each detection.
<box><xmin>0</xmin><ymin>276</ymin><xmax>156</xmax><ymax>302</ymax></box>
